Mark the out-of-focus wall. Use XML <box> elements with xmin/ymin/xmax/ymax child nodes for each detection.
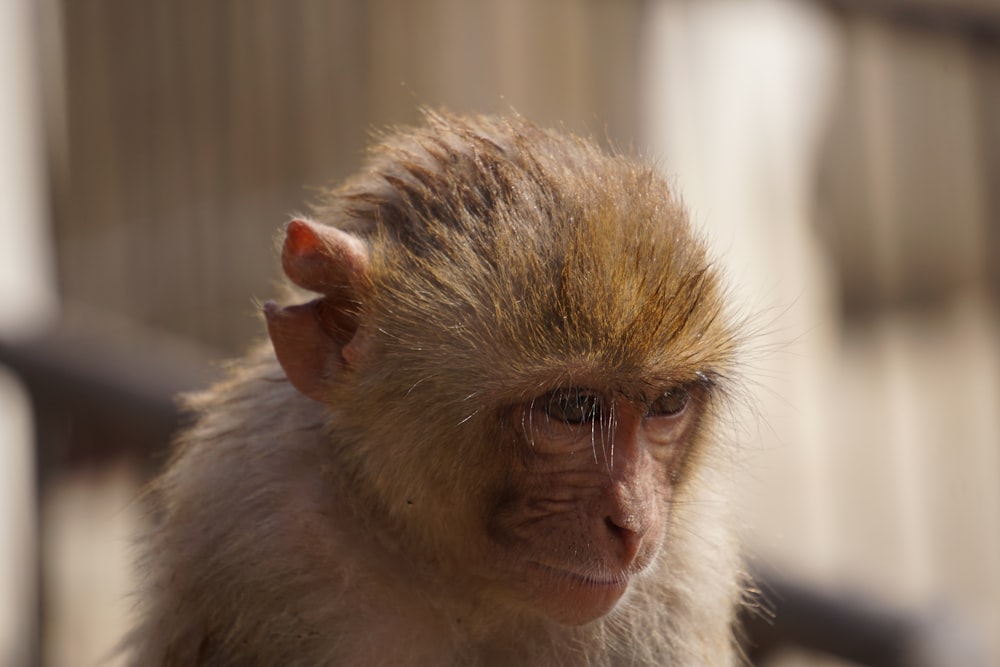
<box><xmin>816</xmin><ymin>10</ymin><xmax>1000</xmax><ymax>662</ymax></box>
<box><xmin>819</xmin><ymin>8</ymin><xmax>999</xmax><ymax>313</ymax></box>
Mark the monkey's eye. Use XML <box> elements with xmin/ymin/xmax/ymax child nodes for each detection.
<box><xmin>543</xmin><ymin>388</ymin><xmax>604</xmax><ymax>425</ymax></box>
<box><xmin>647</xmin><ymin>387</ymin><xmax>690</xmax><ymax>418</ymax></box>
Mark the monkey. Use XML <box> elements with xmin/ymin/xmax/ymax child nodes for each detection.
<box><xmin>124</xmin><ymin>110</ymin><xmax>747</xmax><ymax>666</ymax></box>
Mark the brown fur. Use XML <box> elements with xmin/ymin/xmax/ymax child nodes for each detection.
<box><xmin>125</xmin><ymin>110</ymin><xmax>746</xmax><ymax>666</ymax></box>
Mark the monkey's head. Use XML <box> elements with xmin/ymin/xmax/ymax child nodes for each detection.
<box><xmin>265</xmin><ymin>111</ymin><xmax>739</xmax><ymax>627</ymax></box>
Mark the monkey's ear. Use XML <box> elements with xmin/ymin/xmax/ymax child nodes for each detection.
<box><xmin>264</xmin><ymin>219</ymin><xmax>370</xmax><ymax>402</ymax></box>
<box><xmin>280</xmin><ymin>219</ymin><xmax>369</xmax><ymax>294</ymax></box>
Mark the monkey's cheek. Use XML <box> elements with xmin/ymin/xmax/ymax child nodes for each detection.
<box><xmin>519</xmin><ymin>563</ymin><xmax>630</xmax><ymax>626</ymax></box>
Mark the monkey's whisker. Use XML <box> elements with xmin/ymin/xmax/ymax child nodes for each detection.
<box><xmin>457</xmin><ymin>409</ymin><xmax>480</xmax><ymax>426</ymax></box>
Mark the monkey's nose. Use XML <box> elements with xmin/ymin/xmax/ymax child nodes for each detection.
<box><xmin>604</xmin><ymin>515</ymin><xmax>644</xmax><ymax>565</ymax></box>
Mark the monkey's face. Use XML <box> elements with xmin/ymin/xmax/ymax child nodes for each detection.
<box><xmin>485</xmin><ymin>383</ymin><xmax>703</xmax><ymax>626</ymax></box>
<box><xmin>264</xmin><ymin>114</ymin><xmax>740</xmax><ymax>632</ymax></box>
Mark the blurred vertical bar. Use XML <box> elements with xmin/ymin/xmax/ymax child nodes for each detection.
<box><xmin>0</xmin><ymin>0</ymin><xmax>61</xmax><ymax>664</ymax></box>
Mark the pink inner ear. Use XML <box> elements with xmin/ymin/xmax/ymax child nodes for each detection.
<box><xmin>265</xmin><ymin>300</ymin><xmax>339</xmax><ymax>403</ymax></box>
<box><xmin>286</xmin><ymin>219</ymin><xmax>324</xmax><ymax>256</ymax></box>
<box><xmin>281</xmin><ymin>219</ymin><xmax>369</xmax><ymax>294</ymax></box>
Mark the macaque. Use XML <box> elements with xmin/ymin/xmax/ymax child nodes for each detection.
<box><xmin>125</xmin><ymin>110</ymin><xmax>747</xmax><ymax>666</ymax></box>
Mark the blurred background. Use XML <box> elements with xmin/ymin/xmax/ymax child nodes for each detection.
<box><xmin>1</xmin><ymin>0</ymin><xmax>998</xmax><ymax>665</ymax></box>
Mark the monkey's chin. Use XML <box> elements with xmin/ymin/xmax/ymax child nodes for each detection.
<box><xmin>523</xmin><ymin>562</ymin><xmax>630</xmax><ymax>626</ymax></box>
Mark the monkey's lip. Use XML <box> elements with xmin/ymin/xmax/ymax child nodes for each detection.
<box><xmin>527</xmin><ymin>561</ymin><xmax>631</xmax><ymax>591</ymax></box>
<box><xmin>521</xmin><ymin>560</ymin><xmax>632</xmax><ymax>625</ymax></box>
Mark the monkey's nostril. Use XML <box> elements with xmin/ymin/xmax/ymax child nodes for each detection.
<box><xmin>605</xmin><ymin>514</ymin><xmax>636</xmax><ymax>535</ymax></box>
<box><xmin>604</xmin><ymin>516</ymin><xmax>643</xmax><ymax>565</ymax></box>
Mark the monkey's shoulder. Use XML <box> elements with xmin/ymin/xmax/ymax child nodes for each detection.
<box><xmin>148</xmin><ymin>344</ymin><xmax>350</xmax><ymax>563</ymax></box>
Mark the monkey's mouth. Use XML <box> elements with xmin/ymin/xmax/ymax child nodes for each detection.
<box><xmin>527</xmin><ymin>561</ymin><xmax>631</xmax><ymax>591</ymax></box>
<box><xmin>521</xmin><ymin>560</ymin><xmax>631</xmax><ymax>624</ymax></box>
